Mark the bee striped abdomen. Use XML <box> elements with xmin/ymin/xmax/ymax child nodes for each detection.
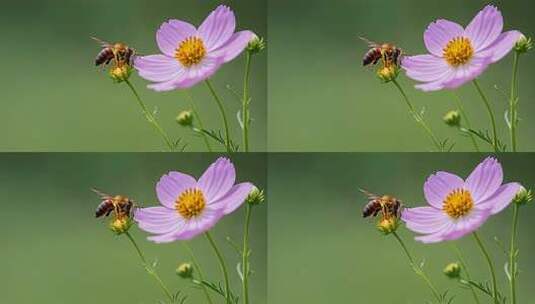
<box><xmin>362</xmin><ymin>200</ymin><xmax>382</xmax><ymax>218</ymax></box>
<box><xmin>95</xmin><ymin>48</ymin><xmax>114</xmax><ymax>66</ymax></box>
<box><xmin>362</xmin><ymin>48</ymin><xmax>382</xmax><ymax>66</ymax></box>
<box><xmin>95</xmin><ymin>199</ymin><xmax>114</xmax><ymax>217</ymax></box>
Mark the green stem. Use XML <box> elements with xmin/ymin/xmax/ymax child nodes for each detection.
<box><xmin>391</xmin><ymin>79</ymin><xmax>443</xmax><ymax>151</ymax></box>
<box><xmin>452</xmin><ymin>92</ymin><xmax>480</xmax><ymax>152</ymax></box>
<box><xmin>472</xmin><ymin>79</ymin><xmax>499</xmax><ymax>152</ymax></box>
<box><xmin>205</xmin><ymin>232</ymin><xmax>231</xmax><ymax>304</ymax></box>
<box><xmin>124</xmin><ymin>80</ymin><xmax>174</xmax><ymax>151</ymax></box>
<box><xmin>392</xmin><ymin>232</ymin><xmax>441</xmax><ymax>301</ymax></box>
<box><xmin>124</xmin><ymin>232</ymin><xmax>174</xmax><ymax>301</ymax></box>
<box><xmin>452</xmin><ymin>244</ymin><xmax>481</xmax><ymax>304</ymax></box>
<box><xmin>184</xmin><ymin>91</ymin><xmax>213</xmax><ymax>152</ymax></box>
<box><xmin>242</xmin><ymin>52</ymin><xmax>252</xmax><ymax>152</ymax></box>
<box><xmin>205</xmin><ymin>80</ymin><xmax>232</xmax><ymax>153</ymax></box>
<box><xmin>509</xmin><ymin>52</ymin><xmax>520</xmax><ymax>152</ymax></box>
<box><xmin>182</xmin><ymin>243</ymin><xmax>214</xmax><ymax>304</ymax></box>
<box><xmin>473</xmin><ymin>232</ymin><xmax>499</xmax><ymax>304</ymax></box>
<box><xmin>242</xmin><ymin>204</ymin><xmax>252</xmax><ymax>304</ymax></box>
<box><xmin>509</xmin><ymin>203</ymin><xmax>520</xmax><ymax>304</ymax></box>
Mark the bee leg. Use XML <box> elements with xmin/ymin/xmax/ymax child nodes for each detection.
<box><xmin>127</xmin><ymin>48</ymin><xmax>136</xmax><ymax>66</ymax></box>
<box><xmin>380</xmin><ymin>203</ymin><xmax>387</xmax><ymax>216</ymax></box>
<box><xmin>113</xmin><ymin>203</ymin><xmax>120</xmax><ymax>216</ymax></box>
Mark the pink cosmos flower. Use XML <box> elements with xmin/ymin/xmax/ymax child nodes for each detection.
<box><xmin>134</xmin><ymin>157</ymin><xmax>253</xmax><ymax>243</ymax></box>
<box><xmin>402</xmin><ymin>5</ymin><xmax>522</xmax><ymax>91</ymax></box>
<box><xmin>134</xmin><ymin>5</ymin><xmax>255</xmax><ymax>91</ymax></box>
<box><xmin>402</xmin><ymin>157</ymin><xmax>521</xmax><ymax>244</ymax></box>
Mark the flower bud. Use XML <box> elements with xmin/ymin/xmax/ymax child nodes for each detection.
<box><xmin>246</xmin><ymin>186</ymin><xmax>265</xmax><ymax>206</ymax></box>
<box><xmin>443</xmin><ymin>110</ymin><xmax>461</xmax><ymax>127</ymax></box>
<box><xmin>377</xmin><ymin>65</ymin><xmax>399</xmax><ymax>83</ymax></box>
<box><xmin>247</xmin><ymin>35</ymin><xmax>265</xmax><ymax>55</ymax></box>
<box><xmin>109</xmin><ymin>216</ymin><xmax>132</xmax><ymax>235</ymax></box>
<box><xmin>443</xmin><ymin>262</ymin><xmax>461</xmax><ymax>279</ymax></box>
<box><xmin>176</xmin><ymin>110</ymin><xmax>194</xmax><ymax>127</ymax></box>
<box><xmin>109</xmin><ymin>64</ymin><xmax>132</xmax><ymax>83</ymax></box>
<box><xmin>176</xmin><ymin>263</ymin><xmax>194</xmax><ymax>279</ymax></box>
<box><xmin>513</xmin><ymin>186</ymin><xmax>532</xmax><ymax>206</ymax></box>
<box><xmin>515</xmin><ymin>35</ymin><xmax>533</xmax><ymax>54</ymax></box>
<box><xmin>376</xmin><ymin>217</ymin><xmax>399</xmax><ymax>235</ymax></box>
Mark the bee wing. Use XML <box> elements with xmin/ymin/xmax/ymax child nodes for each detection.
<box><xmin>91</xmin><ymin>188</ymin><xmax>110</xmax><ymax>199</ymax></box>
<box><xmin>359</xmin><ymin>188</ymin><xmax>378</xmax><ymax>200</ymax></box>
<box><xmin>358</xmin><ymin>36</ymin><xmax>378</xmax><ymax>48</ymax></box>
<box><xmin>91</xmin><ymin>36</ymin><xmax>111</xmax><ymax>48</ymax></box>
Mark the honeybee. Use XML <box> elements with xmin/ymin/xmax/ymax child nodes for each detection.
<box><xmin>93</xmin><ymin>188</ymin><xmax>134</xmax><ymax>218</ymax></box>
<box><xmin>359</xmin><ymin>37</ymin><xmax>402</xmax><ymax>67</ymax></box>
<box><xmin>91</xmin><ymin>37</ymin><xmax>135</xmax><ymax>67</ymax></box>
<box><xmin>360</xmin><ymin>189</ymin><xmax>403</xmax><ymax>219</ymax></box>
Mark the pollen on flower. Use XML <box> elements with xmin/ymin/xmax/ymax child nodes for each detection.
<box><xmin>443</xmin><ymin>37</ymin><xmax>474</xmax><ymax>67</ymax></box>
<box><xmin>443</xmin><ymin>189</ymin><xmax>474</xmax><ymax>219</ymax></box>
<box><xmin>175</xmin><ymin>37</ymin><xmax>206</xmax><ymax>67</ymax></box>
<box><xmin>109</xmin><ymin>64</ymin><xmax>132</xmax><ymax>83</ymax></box>
<box><xmin>377</xmin><ymin>64</ymin><xmax>399</xmax><ymax>83</ymax></box>
<box><xmin>376</xmin><ymin>217</ymin><xmax>399</xmax><ymax>235</ymax></box>
<box><xmin>176</xmin><ymin>188</ymin><xmax>206</xmax><ymax>219</ymax></box>
<box><xmin>109</xmin><ymin>215</ymin><xmax>132</xmax><ymax>234</ymax></box>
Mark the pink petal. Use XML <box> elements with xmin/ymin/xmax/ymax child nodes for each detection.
<box><xmin>210</xmin><ymin>182</ymin><xmax>254</xmax><ymax>215</ymax></box>
<box><xmin>464</xmin><ymin>5</ymin><xmax>503</xmax><ymax>52</ymax></box>
<box><xmin>464</xmin><ymin>157</ymin><xmax>503</xmax><ymax>202</ymax></box>
<box><xmin>402</xmin><ymin>207</ymin><xmax>451</xmax><ymax>234</ymax></box>
<box><xmin>156</xmin><ymin>172</ymin><xmax>197</xmax><ymax>209</ymax></box>
<box><xmin>174</xmin><ymin>207</ymin><xmax>224</xmax><ymax>240</ymax></box>
<box><xmin>173</xmin><ymin>55</ymin><xmax>223</xmax><ymax>89</ymax></box>
<box><xmin>480</xmin><ymin>30</ymin><xmax>523</xmax><ymax>63</ymax></box>
<box><xmin>156</xmin><ymin>19</ymin><xmax>197</xmax><ymax>57</ymax></box>
<box><xmin>424</xmin><ymin>171</ymin><xmax>465</xmax><ymax>209</ymax></box>
<box><xmin>134</xmin><ymin>54</ymin><xmax>184</xmax><ymax>83</ymax></box>
<box><xmin>423</xmin><ymin>19</ymin><xmax>464</xmax><ymax>57</ymax></box>
<box><xmin>211</xmin><ymin>31</ymin><xmax>255</xmax><ymax>63</ymax></box>
<box><xmin>138</xmin><ymin>218</ymin><xmax>184</xmax><ymax>235</ymax></box>
<box><xmin>441</xmin><ymin>208</ymin><xmax>491</xmax><ymax>241</ymax></box>
<box><xmin>198</xmin><ymin>5</ymin><xmax>236</xmax><ymax>51</ymax></box>
<box><xmin>414</xmin><ymin>223</ymin><xmax>455</xmax><ymax>244</ymax></box>
<box><xmin>147</xmin><ymin>228</ymin><xmax>184</xmax><ymax>243</ymax></box>
<box><xmin>134</xmin><ymin>207</ymin><xmax>184</xmax><ymax>235</ymax></box>
<box><xmin>414</xmin><ymin>68</ymin><xmax>456</xmax><ymax>92</ymax></box>
<box><xmin>441</xmin><ymin>56</ymin><xmax>491</xmax><ymax>89</ymax></box>
<box><xmin>147</xmin><ymin>78</ymin><xmax>182</xmax><ymax>92</ymax></box>
<box><xmin>198</xmin><ymin>157</ymin><xmax>236</xmax><ymax>203</ymax></box>
<box><xmin>145</xmin><ymin>55</ymin><xmax>223</xmax><ymax>91</ymax></box>
<box><xmin>134</xmin><ymin>206</ymin><xmax>174</xmax><ymax>220</ymax></box>
<box><xmin>401</xmin><ymin>206</ymin><xmax>442</xmax><ymax>221</ymax></box>
<box><xmin>478</xmin><ymin>182</ymin><xmax>521</xmax><ymax>214</ymax></box>
<box><xmin>402</xmin><ymin>54</ymin><xmax>450</xmax><ymax>82</ymax></box>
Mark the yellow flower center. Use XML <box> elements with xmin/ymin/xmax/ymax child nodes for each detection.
<box><xmin>443</xmin><ymin>37</ymin><xmax>474</xmax><ymax>67</ymax></box>
<box><xmin>175</xmin><ymin>37</ymin><xmax>206</xmax><ymax>67</ymax></box>
<box><xmin>443</xmin><ymin>189</ymin><xmax>474</xmax><ymax>219</ymax></box>
<box><xmin>176</xmin><ymin>188</ymin><xmax>206</xmax><ymax>219</ymax></box>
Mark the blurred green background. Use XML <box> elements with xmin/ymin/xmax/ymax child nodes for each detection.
<box><xmin>0</xmin><ymin>0</ymin><xmax>266</xmax><ymax>151</ymax></box>
<box><xmin>268</xmin><ymin>0</ymin><xmax>535</xmax><ymax>151</ymax></box>
<box><xmin>0</xmin><ymin>153</ymin><xmax>266</xmax><ymax>303</ymax></box>
<box><xmin>268</xmin><ymin>153</ymin><xmax>535</xmax><ymax>303</ymax></box>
